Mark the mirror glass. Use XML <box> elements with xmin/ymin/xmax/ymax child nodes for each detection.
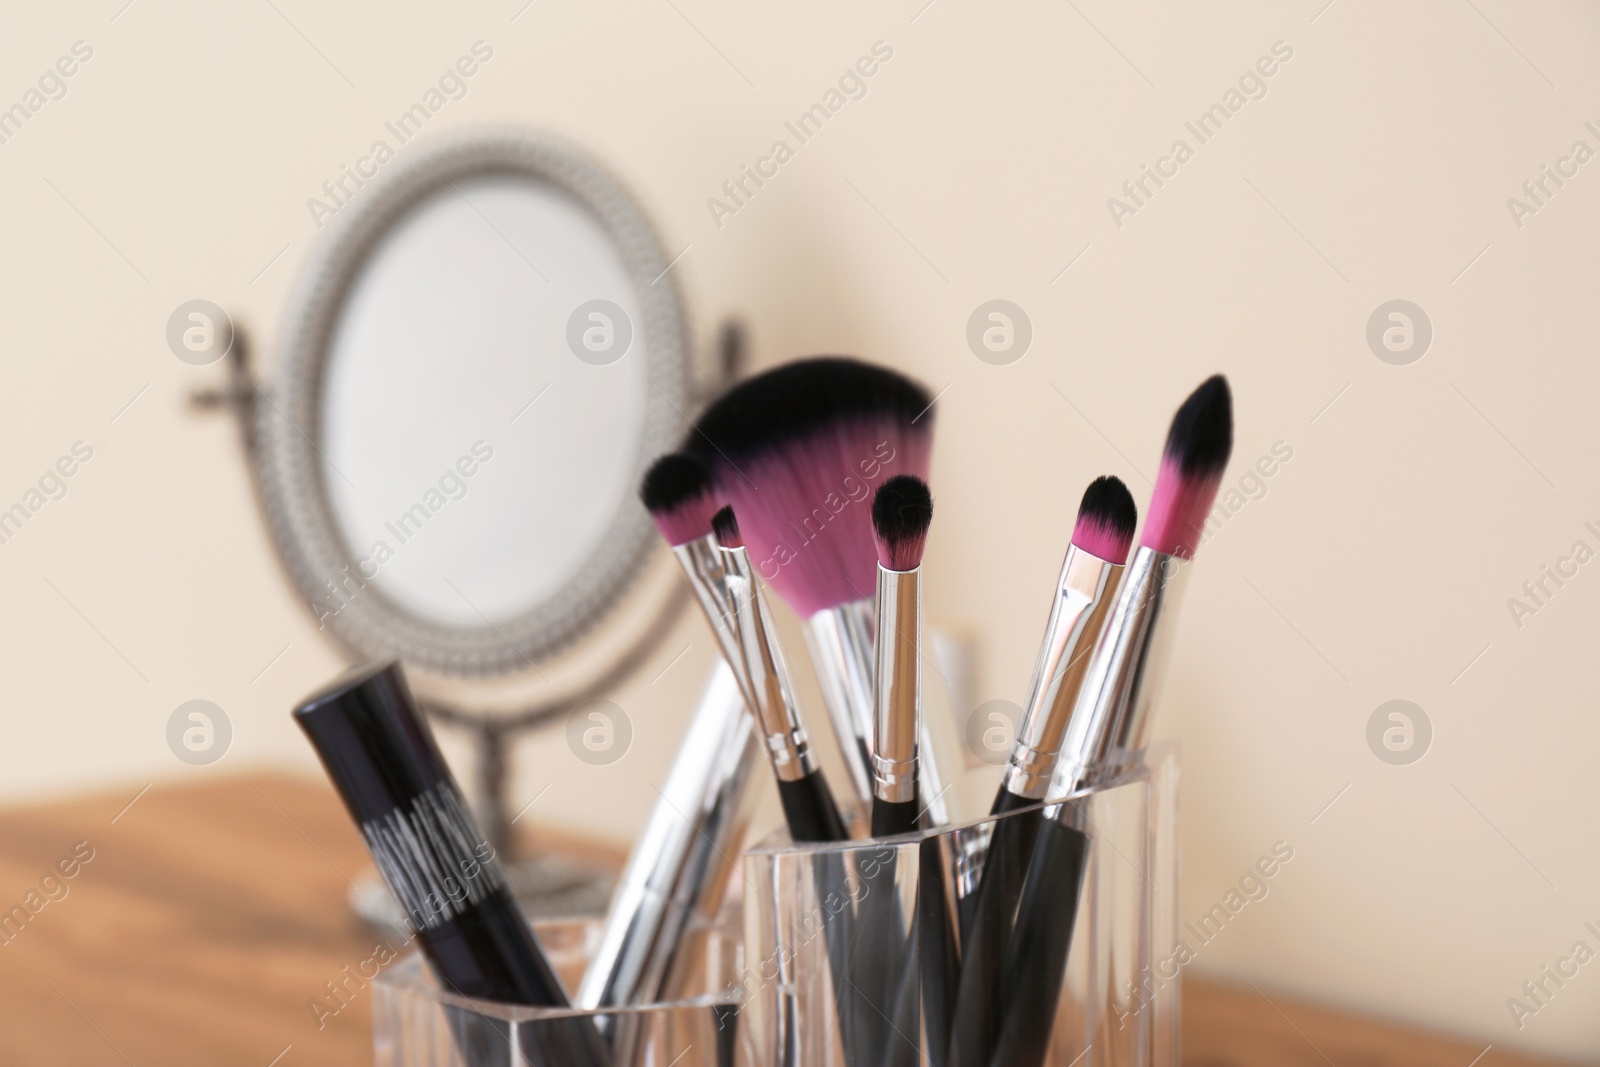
<box><xmin>319</xmin><ymin>175</ymin><xmax>650</xmax><ymax>627</ymax></box>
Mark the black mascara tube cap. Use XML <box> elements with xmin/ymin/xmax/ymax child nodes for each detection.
<box><xmin>293</xmin><ymin>658</ymin><xmax>447</xmax><ymax>824</ymax></box>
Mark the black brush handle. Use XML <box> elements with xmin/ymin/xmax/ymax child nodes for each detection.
<box><xmin>851</xmin><ymin>847</ymin><xmax>896</xmax><ymax>1067</ymax></box>
<box><xmin>946</xmin><ymin>792</ymin><xmax>1044</xmax><ymax>1066</ymax></box>
<box><xmin>711</xmin><ymin>1003</ymin><xmax>740</xmax><ymax>1066</ymax></box>
<box><xmin>880</xmin><ymin>905</ymin><xmax>923</xmax><ymax>1067</ymax></box>
<box><xmin>851</xmin><ymin>842</ymin><xmax>922</xmax><ymax>1067</ymax></box>
<box><xmin>871</xmin><ymin>797</ymin><xmax>920</xmax><ymax>838</ymax></box>
<box><xmin>775</xmin><ymin>771</ymin><xmax>855</xmax><ymax>1060</ymax></box>
<box><xmin>777</xmin><ymin>771</ymin><xmax>849</xmax><ymax>843</ymax></box>
<box><xmin>816</xmin><ymin>851</ymin><xmax>867</xmax><ymax>1067</ymax></box>
<box><xmin>955</xmin><ymin>787</ymin><xmax>1037</xmax><ymax>940</ymax></box>
<box><xmin>915</xmin><ymin>837</ymin><xmax>960</xmax><ymax>1067</ymax></box>
<box><xmin>988</xmin><ymin>816</ymin><xmax>1091</xmax><ymax>1067</ymax></box>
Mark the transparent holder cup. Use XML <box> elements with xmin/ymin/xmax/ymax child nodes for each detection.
<box><xmin>373</xmin><ymin>917</ymin><xmax>747</xmax><ymax>1067</ymax></box>
<box><xmin>739</xmin><ymin>743</ymin><xmax>1180</xmax><ymax>1067</ymax></box>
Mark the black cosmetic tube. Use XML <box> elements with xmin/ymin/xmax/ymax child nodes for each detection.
<box><xmin>294</xmin><ymin>659</ymin><xmax>610</xmax><ymax>1067</ymax></box>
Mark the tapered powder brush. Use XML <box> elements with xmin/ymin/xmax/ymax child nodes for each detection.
<box><xmin>689</xmin><ymin>357</ymin><xmax>953</xmax><ymax>827</ymax></box>
<box><xmin>990</xmin><ymin>374</ymin><xmax>1234</xmax><ymax>1067</ymax></box>
<box><xmin>944</xmin><ymin>475</ymin><xmax>1136</xmax><ymax>1062</ymax></box>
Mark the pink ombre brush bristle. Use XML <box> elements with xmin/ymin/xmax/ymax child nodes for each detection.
<box><xmin>689</xmin><ymin>358</ymin><xmax>934</xmax><ymax>615</ymax></box>
<box><xmin>871</xmin><ymin>475</ymin><xmax>933</xmax><ymax>572</ymax></box>
<box><xmin>1141</xmin><ymin>375</ymin><xmax>1233</xmax><ymax>559</ymax></box>
<box><xmin>1070</xmin><ymin>476</ymin><xmax>1137</xmax><ymax>565</ymax></box>
<box><xmin>639</xmin><ymin>452</ymin><xmax>720</xmax><ymax>547</ymax></box>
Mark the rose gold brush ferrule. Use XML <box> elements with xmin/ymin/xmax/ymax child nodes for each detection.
<box><xmin>718</xmin><ymin>543</ymin><xmax>817</xmax><ymax>783</ymax></box>
<box><xmin>872</xmin><ymin>565</ymin><xmax>921</xmax><ymax>806</ymax></box>
<box><xmin>1000</xmin><ymin>546</ymin><xmax>1123</xmax><ymax>801</ymax></box>
<box><xmin>1053</xmin><ymin>545</ymin><xmax>1191</xmax><ymax>796</ymax></box>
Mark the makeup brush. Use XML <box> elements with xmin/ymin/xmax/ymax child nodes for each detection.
<box><xmin>712</xmin><ymin>505</ymin><xmax>848</xmax><ymax>843</ymax></box>
<box><xmin>639</xmin><ymin>452</ymin><xmax>746</xmax><ymax>678</ymax></box>
<box><xmin>1054</xmin><ymin>374</ymin><xmax>1233</xmax><ymax>793</ymax></box>
<box><xmin>942</xmin><ymin>476</ymin><xmax>1133</xmax><ymax>1060</ymax></box>
<box><xmin>690</xmin><ymin>357</ymin><xmax>954</xmax><ymax>827</ymax></box>
<box><xmin>715</xmin><ymin>502</ymin><xmax>878</xmax><ymax>1067</ymax></box>
<box><xmin>995</xmin><ymin>475</ymin><xmax>1135</xmax><ymax>813</ymax></box>
<box><xmin>870</xmin><ymin>474</ymin><xmax>932</xmax><ymax>838</ymax></box>
<box><xmin>646</xmin><ymin>458</ymin><xmax>876</xmax><ymax>1065</ymax></box>
<box><xmin>991</xmin><ymin>374</ymin><xmax>1234</xmax><ymax>1067</ymax></box>
<box><xmin>849</xmin><ymin>475</ymin><xmax>935</xmax><ymax>1067</ymax></box>
<box><xmin>641</xmin><ymin>451</ymin><xmax>721</xmax><ymax>548</ymax></box>
<box><xmin>943</xmin><ymin>476</ymin><xmax>1135</xmax><ymax>1062</ymax></box>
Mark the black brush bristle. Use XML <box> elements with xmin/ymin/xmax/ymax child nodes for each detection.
<box><xmin>639</xmin><ymin>452</ymin><xmax>711</xmax><ymax>513</ymax></box>
<box><xmin>688</xmin><ymin>357</ymin><xmax>933</xmax><ymax>461</ymax></box>
<box><xmin>872</xmin><ymin>475</ymin><xmax>932</xmax><ymax>571</ymax></box>
<box><xmin>1077</xmin><ymin>476</ymin><xmax>1137</xmax><ymax>542</ymax></box>
<box><xmin>871</xmin><ymin>475</ymin><xmax>933</xmax><ymax>544</ymax></box>
<box><xmin>1162</xmin><ymin>374</ymin><xmax>1233</xmax><ymax>477</ymax></box>
<box><xmin>711</xmin><ymin>506</ymin><xmax>743</xmax><ymax>549</ymax></box>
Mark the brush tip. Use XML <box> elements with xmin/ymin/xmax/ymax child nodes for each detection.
<box><xmin>688</xmin><ymin>356</ymin><xmax>935</xmax><ymax>462</ymax></box>
<box><xmin>640</xmin><ymin>452</ymin><xmax>711</xmax><ymax>511</ymax></box>
<box><xmin>1162</xmin><ymin>374</ymin><xmax>1233</xmax><ymax>477</ymax></box>
<box><xmin>1071</xmin><ymin>476</ymin><xmax>1137</xmax><ymax>564</ymax></box>
<box><xmin>687</xmin><ymin>357</ymin><xmax>937</xmax><ymax>615</ymax></box>
<box><xmin>640</xmin><ymin>452</ymin><xmax>718</xmax><ymax>546</ymax></box>
<box><xmin>1143</xmin><ymin>375</ymin><xmax>1235</xmax><ymax>558</ymax></box>
<box><xmin>871</xmin><ymin>475</ymin><xmax>933</xmax><ymax>571</ymax></box>
<box><xmin>711</xmin><ymin>506</ymin><xmax>743</xmax><ymax>550</ymax></box>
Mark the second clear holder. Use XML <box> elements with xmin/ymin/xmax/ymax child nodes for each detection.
<box><xmin>740</xmin><ymin>744</ymin><xmax>1180</xmax><ymax>1067</ymax></box>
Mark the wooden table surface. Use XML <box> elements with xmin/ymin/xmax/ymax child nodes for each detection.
<box><xmin>0</xmin><ymin>775</ymin><xmax>1569</xmax><ymax>1067</ymax></box>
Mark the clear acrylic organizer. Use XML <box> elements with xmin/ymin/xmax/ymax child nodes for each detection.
<box><xmin>373</xmin><ymin>916</ymin><xmax>747</xmax><ymax>1066</ymax></box>
<box><xmin>740</xmin><ymin>744</ymin><xmax>1180</xmax><ymax>1067</ymax></box>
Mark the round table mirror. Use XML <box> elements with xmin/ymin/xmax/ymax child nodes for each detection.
<box><xmin>240</xmin><ymin>129</ymin><xmax>712</xmax><ymax>922</ymax></box>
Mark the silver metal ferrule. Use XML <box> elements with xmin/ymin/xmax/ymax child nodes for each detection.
<box><xmin>802</xmin><ymin>602</ymin><xmax>876</xmax><ymax>811</ymax></box>
<box><xmin>1052</xmin><ymin>546</ymin><xmax>1192</xmax><ymax>796</ymax></box>
<box><xmin>873</xmin><ymin>565</ymin><xmax>921</xmax><ymax>805</ymax></box>
<box><xmin>674</xmin><ymin>537</ymin><xmax>745</xmax><ymax>689</ymax></box>
<box><xmin>807</xmin><ymin>602</ymin><xmax>952</xmax><ymax>825</ymax></box>
<box><xmin>1000</xmin><ymin>546</ymin><xmax>1123</xmax><ymax>801</ymax></box>
<box><xmin>720</xmin><ymin>544</ymin><xmax>816</xmax><ymax>783</ymax></box>
<box><xmin>577</xmin><ymin>662</ymin><xmax>758</xmax><ymax>1011</ymax></box>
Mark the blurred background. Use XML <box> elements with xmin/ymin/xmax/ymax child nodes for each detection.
<box><xmin>0</xmin><ymin>0</ymin><xmax>1597</xmax><ymax>1062</ymax></box>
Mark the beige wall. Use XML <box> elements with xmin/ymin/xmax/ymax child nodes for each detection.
<box><xmin>2</xmin><ymin>0</ymin><xmax>1598</xmax><ymax>1059</ymax></box>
